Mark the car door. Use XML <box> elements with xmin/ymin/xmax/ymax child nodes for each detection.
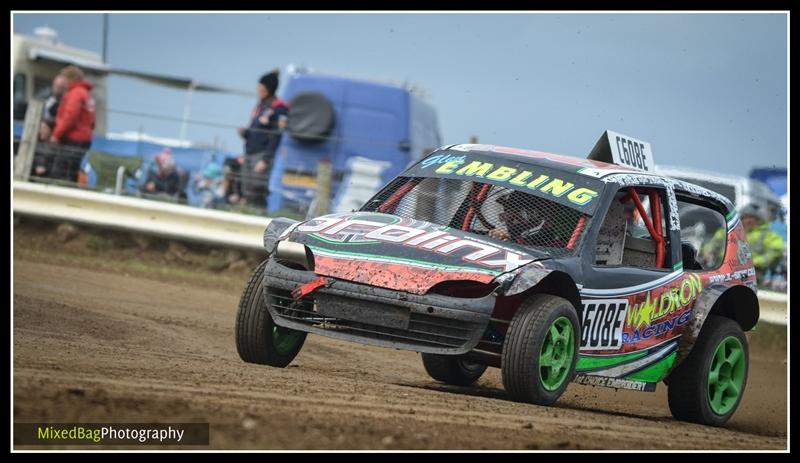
<box><xmin>573</xmin><ymin>183</ymin><xmax>686</xmax><ymax>388</ymax></box>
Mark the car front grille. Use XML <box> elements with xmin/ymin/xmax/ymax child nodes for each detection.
<box><xmin>267</xmin><ymin>287</ymin><xmax>479</xmax><ymax>351</ymax></box>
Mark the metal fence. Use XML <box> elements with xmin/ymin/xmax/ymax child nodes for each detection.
<box><xmin>13</xmin><ymin>91</ymin><xmax>435</xmax><ymax>223</ymax></box>
<box><xmin>13</xmin><ymin>99</ymin><xmax>345</xmax><ymax>221</ymax></box>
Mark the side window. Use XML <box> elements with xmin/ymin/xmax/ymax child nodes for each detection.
<box><xmin>594</xmin><ymin>186</ymin><xmax>671</xmax><ymax>269</ymax></box>
<box><xmin>676</xmin><ymin>196</ymin><xmax>727</xmax><ymax>270</ymax></box>
<box><xmin>594</xmin><ymin>192</ymin><xmax>628</xmax><ymax>266</ymax></box>
<box><xmin>13</xmin><ymin>73</ymin><xmax>27</xmax><ymax>121</ymax></box>
<box><xmin>14</xmin><ymin>73</ymin><xmax>26</xmax><ymax>103</ymax></box>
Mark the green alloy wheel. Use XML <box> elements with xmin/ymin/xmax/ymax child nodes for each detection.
<box><xmin>539</xmin><ymin>317</ymin><xmax>576</xmax><ymax>391</ymax></box>
<box><xmin>272</xmin><ymin>325</ymin><xmax>305</xmax><ymax>356</ymax></box>
<box><xmin>667</xmin><ymin>315</ymin><xmax>749</xmax><ymax>426</ymax></box>
<box><xmin>502</xmin><ymin>294</ymin><xmax>580</xmax><ymax>406</ymax></box>
<box><xmin>235</xmin><ymin>259</ymin><xmax>307</xmax><ymax>367</ymax></box>
<box><xmin>707</xmin><ymin>336</ymin><xmax>746</xmax><ymax>416</ymax></box>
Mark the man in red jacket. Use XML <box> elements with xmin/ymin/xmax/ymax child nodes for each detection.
<box><xmin>49</xmin><ymin>65</ymin><xmax>96</xmax><ymax>182</ymax></box>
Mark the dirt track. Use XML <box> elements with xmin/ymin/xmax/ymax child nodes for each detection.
<box><xmin>13</xmin><ymin>248</ymin><xmax>787</xmax><ymax>449</ymax></box>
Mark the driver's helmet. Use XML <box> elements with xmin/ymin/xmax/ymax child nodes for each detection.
<box><xmin>496</xmin><ymin>190</ymin><xmax>546</xmax><ymax>240</ymax></box>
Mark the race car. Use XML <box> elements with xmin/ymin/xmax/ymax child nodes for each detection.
<box><xmin>235</xmin><ymin>140</ymin><xmax>759</xmax><ymax>427</ymax></box>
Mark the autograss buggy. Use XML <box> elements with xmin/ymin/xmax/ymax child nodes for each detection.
<box><xmin>236</xmin><ymin>142</ymin><xmax>759</xmax><ymax>427</ymax></box>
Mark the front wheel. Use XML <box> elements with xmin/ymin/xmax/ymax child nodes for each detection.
<box><xmin>421</xmin><ymin>353</ymin><xmax>487</xmax><ymax>386</ymax></box>
<box><xmin>667</xmin><ymin>315</ymin><xmax>748</xmax><ymax>426</ymax></box>
<box><xmin>235</xmin><ymin>260</ymin><xmax>307</xmax><ymax>367</ymax></box>
<box><xmin>501</xmin><ymin>294</ymin><xmax>579</xmax><ymax>406</ymax></box>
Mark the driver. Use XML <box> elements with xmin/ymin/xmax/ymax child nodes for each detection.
<box><xmin>488</xmin><ymin>190</ymin><xmax>553</xmax><ymax>245</ymax></box>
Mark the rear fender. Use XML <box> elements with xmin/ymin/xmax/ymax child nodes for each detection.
<box><xmin>670</xmin><ymin>284</ymin><xmax>759</xmax><ymax>376</ymax></box>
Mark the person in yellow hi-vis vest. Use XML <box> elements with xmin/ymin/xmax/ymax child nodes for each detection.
<box><xmin>703</xmin><ymin>204</ymin><xmax>785</xmax><ymax>284</ymax></box>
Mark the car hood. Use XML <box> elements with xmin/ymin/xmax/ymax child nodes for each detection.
<box><xmin>284</xmin><ymin>211</ymin><xmax>548</xmax><ymax>294</ymax></box>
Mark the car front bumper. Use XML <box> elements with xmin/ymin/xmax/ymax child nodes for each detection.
<box><xmin>262</xmin><ymin>257</ymin><xmax>496</xmax><ymax>355</ymax></box>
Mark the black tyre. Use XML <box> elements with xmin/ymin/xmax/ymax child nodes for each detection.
<box><xmin>667</xmin><ymin>315</ymin><xmax>748</xmax><ymax>426</ymax></box>
<box><xmin>501</xmin><ymin>294</ymin><xmax>580</xmax><ymax>406</ymax></box>
<box><xmin>235</xmin><ymin>260</ymin><xmax>307</xmax><ymax>367</ymax></box>
<box><xmin>421</xmin><ymin>353</ymin><xmax>488</xmax><ymax>386</ymax></box>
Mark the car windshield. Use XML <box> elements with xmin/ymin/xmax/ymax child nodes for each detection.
<box><xmin>362</xmin><ymin>176</ymin><xmax>592</xmax><ymax>256</ymax></box>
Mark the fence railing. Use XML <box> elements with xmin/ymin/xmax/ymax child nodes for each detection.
<box><xmin>12</xmin><ymin>100</ymin><xmax>336</xmax><ymax>220</ymax></box>
<box><xmin>13</xmin><ymin>180</ymin><xmax>271</xmax><ymax>251</ymax></box>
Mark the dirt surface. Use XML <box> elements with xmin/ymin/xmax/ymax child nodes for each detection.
<box><xmin>12</xmin><ymin>224</ymin><xmax>788</xmax><ymax>450</ymax></box>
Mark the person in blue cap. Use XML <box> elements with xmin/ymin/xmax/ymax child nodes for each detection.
<box><xmin>195</xmin><ymin>162</ymin><xmax>225</xmax><ymax>208</ymax></box>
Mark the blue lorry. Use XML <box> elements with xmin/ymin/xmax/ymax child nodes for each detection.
<box><xmin>267</xmin><ymin>67</ymin><xmax>441</xmax><ymax>215</ymax></box>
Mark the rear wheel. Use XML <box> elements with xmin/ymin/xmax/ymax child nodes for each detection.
<box><xmin>235</xmin><ymin>260</ymin><xmax>307</xmax><ymax>367</ymax></box>
<box><xmin>667</xmin><ymin>315</ymin><xmax>748</xmax><ymax>426</ymax></box>
<box><xmin>421</xmin><ymin>353</ymin><xmax>487</xmax><ymax>386</ymax></box>
<box><xmin>501</xmin><ymin>294</ymin><xmax>579</xmax><ymax>406</ymax></box>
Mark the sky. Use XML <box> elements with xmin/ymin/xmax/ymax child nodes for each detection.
<box><xmin>12</xmin><ymin>12</ymin><xmax>788</xmax><ymax>177</ymax></box>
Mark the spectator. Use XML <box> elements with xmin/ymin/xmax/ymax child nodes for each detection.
<box><xmin>38</xmin><ymin>74</ymin><xmax>69</xmax><ymax>141</ymax></box>
<box><xmin>32</xmin><ymin>75</ymin><xmax>69</xmax><ymax>177</ymax></box>
<box><xmin>49</xmin><ymin>65</ymin><xmax>96</xmax><ymax>182</ymax></box>
<box><xmin>767</xmin><ymin>201</ymin><xmax>788</xmax><ymax>290</ymax></box>
<box><xmin>222</xmin><ymin>156</ymin><xmax>244</xmax><ymax>205</ymax></box>
<box><xmin>237</xmin><ymin>70</ymin><xmax>289</xmax><ymax>208</ymax></box>
<box><xmin>194</xmin><ymin>162</ymin><xmax>225</xmax><ymax>208</ymax></box>
<box><xmin>739</xmin><ymin>204</ymin><xmax>785</xmax><ymax>285</ymax></box>
<box><xmin>141</xmin><ymin>148</ymin><xmax>181</xmax><ymax>197</ymax></box>
<box><xmin>702</xmin><ymin>203</ymin><xmax>785</xmax><ymax>285</ymax></box>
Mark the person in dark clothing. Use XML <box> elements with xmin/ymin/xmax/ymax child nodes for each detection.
<box><xmin>237</xmin><ymin>70</ymin><xmax>289</xmax><ymax>208</ymax></box>
<box><xmin>38</xmin><ymin>74</ymin><xmax>69</xmax><ymax>142</ymax></box>
<box><xmin>141</xmin><ymin>148</ymin><xmax>181</xmax><ymax>197</ymax></box>
<box><xmin>222</xmin><ymin>156</ymin><xmax>244</xmax><ymax>204</ymax></box>
<box><xmin>32</xmin><ymin>74</ymin><xmax>69</xmax><ymax>177</ymax></box>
